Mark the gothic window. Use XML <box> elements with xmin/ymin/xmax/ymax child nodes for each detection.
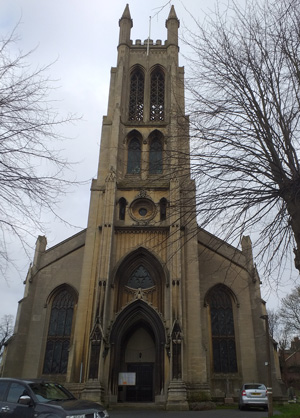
<box><xmin>127</xmin><ymin>137</ymin><xmax>141</xmax><ymax>174</ymax></box>
<box><xmin>129</xmin><ymin>68</ymin><xmax>144</xmax><ymax>121</ymax></box>
<box><xmin>127</xmin><ymin>265</ymin><xmax>154</xmax><ymax>289</ymax></box>
<box><xmin>150</xmin><ymin>68</ymin><xmax>165</xmax><ymax>121</ymax></box>
<box><xmin>209</xmin><ymin>286</ymin><xmax>237</xmax><ymax>373</ymax></box>
<box><xmin>43</xmin><ymin>289</ymin><xmax>75</xmax><ymax>374</ymax></box>
<box><xmin>119</xmin><ymin>197</ymin><xmax>127</xmax><ymax>220</ymax></box>
<box><xmin>159</xmin><ymin>198</ymin><xmax>167</xmax><ymax>221</ymax></box>
<box><xmin>149</xmin><ymin>137</ymin><xmax>163</xmax><ymax>174</ymax></box>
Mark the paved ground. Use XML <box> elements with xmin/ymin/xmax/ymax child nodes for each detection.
<box><xmin>108</xmin><ymin>407</ymin><xmax>280</xmax><ymax>418</ymax></box>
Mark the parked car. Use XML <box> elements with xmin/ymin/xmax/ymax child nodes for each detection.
<box><xmin>238</xmin><ymin>382</ymin><xmax>268</xmax><ymax>410</ymax></box>
<box><xmin>0</xmin><ymin>378</ymin><xmax>109</xmax><ymax>417</ymax></box>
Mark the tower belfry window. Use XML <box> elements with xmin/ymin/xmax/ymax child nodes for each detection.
<box><xmin>129</xmin><ymin>68</ymin><xmax>144</xmax><ymax>121</ymax></box>
<box><xmin>150</xmin><ymin>69</ymin><xmax>165</xmax><ymax>121</ymax></box>
<box><xmin>127</xmin><ymin>137</ymin><xmax>141</xmax><ymax>174</ymax></box>
<box><xmin>149</xmin><ymin>137</ymin><xmax>163</xmax><ymax>174</ymax></box>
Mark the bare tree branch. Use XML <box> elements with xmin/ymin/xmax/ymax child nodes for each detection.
<box><xmin>0</xmin><ymin>315</ymin><xmax>14</xmax><ymax>360</ymax></box>
<box><xmin>181</xmin><ymin>0</ymin><xmax>300</xmax><ymax>278</ymax></box>
<box><xmin>0</xmin><ymin>23</ymin><xmax>78</xmax><ymax>275</ymax></box>
<box><xmin>279</xmin><ymin>286</ymin><xmax>300</xmax><ymax>333</ymax></box>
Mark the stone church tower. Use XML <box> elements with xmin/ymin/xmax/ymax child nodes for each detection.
<box><xmin>2</xmin><ymin>4</ymin><xmax>282</xmax><ymax>409</ymax></box>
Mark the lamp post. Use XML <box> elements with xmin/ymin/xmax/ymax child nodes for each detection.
<box><xmin>260</xmin><ymin>315</ymin><xmax>273</xmax><ymax>417</ymax></box>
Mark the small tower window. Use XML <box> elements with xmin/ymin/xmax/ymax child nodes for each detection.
<box><xmin>160</xmin><ymin>198</ymin><xmax>167</xmax><ymax>221</ymax></box>
<box><xmin>127</xmin><ymin>138</ymin><xmax>141</xmax><ymax>174</ymax></box>
<box><xmin>150</xmin><ymin>68</ymin><xmax>165</xmax><ymax>121</ymax></box>
<box><xmin>129</xmin><ymin>68</ymin><xmax>144</xmax><ymax>121</ymax></box>
<box><xmin>119</xmin><ymin>197</ymin><xmax>127</xmax><ymax>220</ymax></box>
<box><xmin>149</xmin><ymin>137</ymin><xmax>163</xmax><ymax>174</ymax></box>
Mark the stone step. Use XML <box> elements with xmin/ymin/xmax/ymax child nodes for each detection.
<box><xmin>110</xmin><ymin>403</ymin><xmax>165</xmax><ymax>410</ymax></box>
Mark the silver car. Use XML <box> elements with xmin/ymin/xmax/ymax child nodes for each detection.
<box><xmin>238</xmin><ymin>383</ymin><xmax>268</xmax><ymax>410</ymax></box>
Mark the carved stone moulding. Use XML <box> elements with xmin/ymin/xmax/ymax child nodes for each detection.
<box><xmin>129</xmin><ymin>196</ymin><xmax>157</xmax><ymax>222</ymax></box>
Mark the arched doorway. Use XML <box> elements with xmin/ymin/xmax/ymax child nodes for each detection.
<box><xmin>109</xmin><ymin>300</ymin><xmax>166</xmax><ymax>403</ymax></box>
<box><xmin>122</xmin><ymin>323</ymin><xmax>155</xmax><ymax>402</ymax></box>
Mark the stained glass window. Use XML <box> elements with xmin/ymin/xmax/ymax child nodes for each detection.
<box><xmin>150</xmin><ymin>69</ymin><xmax>165</xmax><ymax>121</ymax></box>
<box><xmin>127</xmin><ymin>266</ymin><xmax>154</xmax><ymax>289</ymax></box>
<box><xmin>129</xmin><ymin>68</ymin><xmax>144</xmax><ymax>121</ymax></box>
<box><xmin>43</xmin><ymin>289</ymin><xmax>75</xmax><ymax>374</ymax></box>
<box><xmin>149</xmin><ymin>137</ymin><xmax>163</xmax><ymax>174</ymax></box>
<box><xmin>127</xmin><ymin>138</ymin><xmax>141</xmax><ymax>174</ymax></box>
<box><xmin>209</xmin><ymin>287</ymin><xmax>237</xmax><ymax>373</ymax></box>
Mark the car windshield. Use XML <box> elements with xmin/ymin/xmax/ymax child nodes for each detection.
<box><xmin>29</xmin><ymin>382</ymin><xmax>75</xmax><ymax>402</ymax></box>
<box><xmin>244</xmin><ymin>384</ymin><xmax>265</xmax><ymax>390</ymax></box>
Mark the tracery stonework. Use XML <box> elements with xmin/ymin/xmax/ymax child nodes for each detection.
<box><xmin>124</xmin><ymin>286</ymin><xmax>156</xmax><ymax>302</ymax></box>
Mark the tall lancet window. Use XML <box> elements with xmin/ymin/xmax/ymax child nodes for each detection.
<box><xmin>127</xmin><ymin>137</ymin><xmax>141</xmax><ymax>174</ymax></box>
<box><xmin>129</xmin><ymin>68</ymin><xmax>144</xmax><ymax>121</ymax></box>
<box><xmin>150</xmin><ymin>68</ymin><xmax>165</xmax><ymax>121</ymax></box>
<box><xmin>149</xmin><ymin>137</ymin><xmax>163</xmax><ymax>174</ymax></box>
<box><xmin>208</xmin><ymin>286</ymin><xmax>237</xmax><ymax>373</ymax></box>
<box><xmin>43</xmin><ymin>289</ymin><xmax>75</xmax><ymax>374</ymax></box>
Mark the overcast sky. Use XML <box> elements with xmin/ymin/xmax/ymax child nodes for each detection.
<box><xmin>0</xmin><ymin>0</ymin><xmax>296</xmax><ymax>321</ymax></box>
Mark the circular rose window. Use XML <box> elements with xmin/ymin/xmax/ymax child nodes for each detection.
<box><xmin>129</xmin><ymin>198</ymin><xmax>156</xmax><ymax>221</ymax></box>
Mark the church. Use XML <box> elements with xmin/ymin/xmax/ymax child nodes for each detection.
<box><xmin>2</xmin><ymin>4</ymin><xmax>282</xmax><ymax>409</ymax></box>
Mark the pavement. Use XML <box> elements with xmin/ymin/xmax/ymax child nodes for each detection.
<box><xmin>108</xmin><ymin>407</ymin><xmax>280</xmax><ymax>418</ymax></box>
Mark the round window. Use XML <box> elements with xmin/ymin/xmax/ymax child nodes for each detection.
<box><xmin>139</xmin><ymin>208</ymin><xmax>148</xmax><ymax>216</ymax></box>
<box><xmin>129</xmin><ymin>197</ymin><xmax>157</xmax><ymax>221</ymax></box>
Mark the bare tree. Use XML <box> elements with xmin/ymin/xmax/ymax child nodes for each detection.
<box><xmin>276</xmin><ymin>288</ymin><xmax>300</xmax><ymax>386</ymax></box>
<box><xmin>279</xmin><ymin>286</ymin><xmax>300</xmax><ymax>334</ymax></box>
<box><xmin>182</xmin><ymin>0</ymin><xmax>300</xmax><ymax>277</ymax></box>
<box><xmin>267</xmin><ymin>308</ymin><xmax>292</xmax><ymax>351</ymax></box>
<box><xmin>267</xmin><ymin>309</ymin><xmax>280</xmax><ymax>340</ymax></box>
<box><xmin>0</xmin><ymin>315</ymin><xmax>14</xmax><ymax>360</ymax></box>
<box><xmin>0</xmin><ymin>24</ymin><xmax>76</xmax><ymax>274</ymax></box>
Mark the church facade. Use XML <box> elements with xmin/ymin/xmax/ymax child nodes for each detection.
<box><xmin>2</xmin><ymin>5</ymin><xmax>282</xmax><ymax>409</ymax></box>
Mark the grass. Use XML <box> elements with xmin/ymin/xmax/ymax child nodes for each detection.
<box><xmin>215</xmin><ymin>402</ymin><xmax>300</xmax><ymax>417</ymax></box>
<box><xmin>273</xmin><ymin>403</ymin><xmax>300</xmax><ymax>418</ymax></box>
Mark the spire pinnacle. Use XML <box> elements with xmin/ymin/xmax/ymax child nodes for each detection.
<box><xmin>166</xmin><ymin>5</ymin><xmax>180</xmax><ymax>46</ymax></box>
<box><xmin>121</xmin><ymin>4</ymin><xmax>132</xmax><ymax>21</ymax></box>
<box><xmin>168</xmin><ymin>5</ymin><xmax>178</xmax><ymax>21</ymax></box>
<box><xmin>119</xmin><ymin>4</ymin><xmax>133</xmax><ymax>46</ymax></box>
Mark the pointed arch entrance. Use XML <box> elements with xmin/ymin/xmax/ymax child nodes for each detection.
<box><xmin>109</xmin><ymin>300</ymin><xmax>166</xmax><ymax>402</ymax></box>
